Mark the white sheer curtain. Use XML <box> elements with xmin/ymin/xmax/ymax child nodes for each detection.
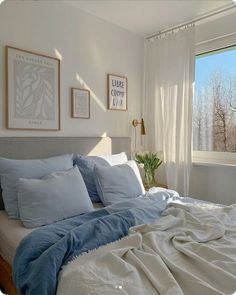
<box><xmin>143</xmin><ymin>26</ymin><xmax>195</xmax><ymax>196</ymax></box>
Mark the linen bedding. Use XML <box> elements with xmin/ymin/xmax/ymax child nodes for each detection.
<box><xmin>13</xmin><ymin>189</ymin><xmax>236</xmax><ymax>295</ymax></box>
<box><xmin>0</xmin><ymin>203</ymin><xmax>103</xmax><ymax>266</ymax></box>
<box><xmin>58</xmin><ymin>201</ymin><xmax>236</xmax><ymax>295</ymax></box>
<box><xmin>13</xmin><ymin>189</ymin><xmax>177</xmax><ymax>295</ymax></box>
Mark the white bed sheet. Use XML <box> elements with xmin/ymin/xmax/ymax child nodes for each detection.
<box><xmin>0</xmin><ymin>203</ymin><xmax>104</xmax><ymax>266</ymax></box>
<box><xmin>0</xmin><ymin>210</ymin><xmax>34</xmax><ymax>265</ymax></box>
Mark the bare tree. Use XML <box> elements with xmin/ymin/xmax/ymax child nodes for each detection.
<box><xmin>193</xmin><ymin>90</ymin><xmax>204</xmax><ymax>150</ymax></box>
<box><xmin>193</xmin><ymin>71</ymin><xmax>236</xmax><ymax>152</ymax></box>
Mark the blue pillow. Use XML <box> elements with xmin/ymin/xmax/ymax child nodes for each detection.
<box><xmin>18</xmin><ymin>166</ymin><xmax>94</xmax><ymax>228</ymax></box>
<box><xmin>74</xmin><ymin>156</ymin><xmax>110</xmax><ymax>202</ymax></box>
<box><xmin>0</xmin><ymin>154</ymin><xmax>73</xmax><ymax>219</ymax></box>
<box><xmin>74</xmin><ymin>153</ymin><xmax>128</xmax><ymax>202</ymax></box>
<box><xmin>94</xmin><ymin>160</ymin><xmax>145</xmax><ymax>206</ymax></box>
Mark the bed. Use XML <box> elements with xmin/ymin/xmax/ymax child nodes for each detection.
<box><xmin>0</xmin><ymin>136</ymin><xmax>130</xmax><ymax>295</ymax></box>
<box><xmin>1</xmin><ymin>136</ymin><xmax>236</xmax><ymax>295</ymax></box>
<box><xmin>0</xmin><ymin>202</ymin><xmax>104</xmax><ymax>295</ymax></box>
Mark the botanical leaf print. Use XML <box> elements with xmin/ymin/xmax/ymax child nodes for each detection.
<box><xmin>32</xmin><ymin>77</ymin><xmax>40</xmax><ymax>91</ymax></box>
<box><xmin>39</xmin><ymin>68</ymin><xmax>47</xmax><ymax>73</ymax></box>
<box><xmin>14</xmin><ymin>60</ymin><xmax>55</xmax><ymax>120</ymax></box>
<box><xmin>22</xmin><ymin>86</ymin><xmax>30</xmax><ymax>102</ymax></box>
<box><xmin>24</xmin><ymin>94</ymin><xmax>34</xmax><ymax>108</ymax></box>
<box><xmin>35</xmin><ymin>96</ymin><xmax>43</xmax><ymax>118</ymax></box>
<box><xmin>22</xmin><ymin>77</ymin><xmax>32</xmax><ymax>89</ymax></box>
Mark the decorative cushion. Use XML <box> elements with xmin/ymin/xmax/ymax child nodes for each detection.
<box><xmin>0</xmin><ymin>154</ymin><xmax>73</xmax><ymax>218</ymax></box>
<box><xmin>18</xmin><ymin>166</ymin><xmax>94</xmax><ymax>228</ymax></box>
<box><xmin>74</xmin><ymin>153</ymin><xmax>128</xmax><ymax>202</ymax></box>
<box><xmin>94</xmin><ymin>160</ymin><xmax>145</xmax><ymax>206</ymax></box>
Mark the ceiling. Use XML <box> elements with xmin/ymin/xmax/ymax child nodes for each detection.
<box><xmin>70</xmin><ymin>0</ymin><xmax>233</xmax><ymax>36</ymax></box>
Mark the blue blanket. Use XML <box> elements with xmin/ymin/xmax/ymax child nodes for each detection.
<box><xmin>13</xmin><ymin>193</ymin><xmax>174</xmax><ymax>295</ymax></box>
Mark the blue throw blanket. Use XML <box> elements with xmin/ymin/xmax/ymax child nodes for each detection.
<box><xmin>13</xmin><ymin>193</ymin><xmax>175</xmax><ymax>295</ymax></box>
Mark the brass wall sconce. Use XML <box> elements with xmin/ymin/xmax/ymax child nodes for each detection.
<box><xmin>132</xmin><ymin>118</ymin><xmax>146</xmax><ymax>135</ymax></box>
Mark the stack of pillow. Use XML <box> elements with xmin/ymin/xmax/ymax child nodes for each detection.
<box><xmin>0</xmin><ymin>152</ymin><xmax>145</xmax><ymax>229</ymax></box>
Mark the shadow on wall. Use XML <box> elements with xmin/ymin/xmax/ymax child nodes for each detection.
<box><xmin>53</xmin><ymin>48</ymin><xmax>109</xmax><ymax>138</ymax></box>
<box><xmin>76</xmin><ymin>73</ymin><xmax>106</xmax><ymax>112</ymax></box>
<box><xmin>52</xmin><ymin>44</ymin><xmax>131</xmax><ymax>156</ymax></box>
<box><xmin>54</xmin><ymin>48</ymin><xmax>106</xmax><ymax>113</ymax></box>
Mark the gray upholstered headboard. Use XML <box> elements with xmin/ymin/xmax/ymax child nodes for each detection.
<box><xmin>0</xmin><ymin>136</ymin><xmax>131</xmax><ymax>210</ymax></box>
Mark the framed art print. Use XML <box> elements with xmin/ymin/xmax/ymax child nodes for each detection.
<box><xmin>107</xmin><ymin>74</ymin><xmax>127</xmax><ymax>111</ymax></box>
<box><xmin>6</xmin><ymin>46</ymin><xmax>60</xmax><ymax>130</ymax></box>
<box><xmin>71</xmin><ymin>88</ymin><xmax>90</xmax><ymax>119</ymax></box>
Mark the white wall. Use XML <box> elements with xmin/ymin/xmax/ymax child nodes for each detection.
<box><xmin>0</xmin><ymin>1</ymin><xmax>144</xmax><ymax>149</ymax></box>
<box><xmin>190</xmin><ymin>164</ymin><xmax>236</xmax><ymax>205</ymax></box>
<box><xmin>190</xmin><ymin>10</ymin><xmax>236</xmax><ymax>205</ymax></box>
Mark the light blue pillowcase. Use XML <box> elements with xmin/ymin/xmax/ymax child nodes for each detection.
<box><xmin>74</xmin><ymin>156</ymin><xmax>111</xmax><ymax>202</ymax></box>
<box><xmin>0</xmin><ymin>154</ymin><xmax>73</xmax><ymax>219</ymax></box>
<box><xmin>74</xmin><ymin>153</ymin><xmax>128</xmax><ymax>203</ymax></box>
<box><xmin>94</xmin><ymin>160</ymin><xmax>145</xmax><ymax>206</ymax></box>
<box><xmin>18</xmin><ymin>166</ymin><xmax>94</xmax><ymax>228</ymax></box>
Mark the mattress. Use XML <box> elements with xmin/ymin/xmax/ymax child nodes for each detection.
<box><xmin>0</xmin><ymin>203</ymin><xmax>104</xmax><ymax>266</ymax></box>
<box><xmin>0</xmin><ymin>210</ymin><xmax>34</xmax><ymax>265</ymax></box>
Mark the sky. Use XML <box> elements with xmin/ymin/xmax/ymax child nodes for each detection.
<box><xmin>195</xmin><ymin>45</ymin><xmax>236</xmax><ymax>88</ymax></box>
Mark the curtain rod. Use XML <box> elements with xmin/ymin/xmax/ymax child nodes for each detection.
<box><xmin>145</xmin><ymin>4</ymin><xmax>236</xmax><ymax>40</ymax></box>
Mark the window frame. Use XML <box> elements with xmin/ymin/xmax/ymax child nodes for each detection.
<box><xmin>193</xmin><ymin>36</ymin><xmax>236</xmax><ymax>166</ymax></box>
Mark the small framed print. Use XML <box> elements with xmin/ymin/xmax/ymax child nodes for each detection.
<box><xmin>107</xmin><ymin>74</ymin><xmax>127</xmax><ymax>111</ymax></box>
<box><xmin>6</xmin><ymin>46</ymin><xmax>60</xmax><ymax>130</ymax></box>
<box><xmin>71</xmin><ymin>88</ymin><xmax>90</xmax><ymax>119</ymax></box>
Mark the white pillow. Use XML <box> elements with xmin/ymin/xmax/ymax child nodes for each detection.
<box><xmin>98</xmin><ymin>152</ymin><xmax>128</xmax><ymax>165</ymax></box>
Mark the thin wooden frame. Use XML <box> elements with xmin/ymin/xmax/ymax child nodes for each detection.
<box><xmin>5</xmin><ymin>46</ymin><xmax>61</xmax><ymax>131</ymax></box>
<box><xmin>71</xmin><ymin>88</ymin><xmax>90</xmax><ymax>119</ymax></box>
<box><xmin>107</xmin><ymin>73</ymin><xmax>128</xmax><ymax>111</ymax></box>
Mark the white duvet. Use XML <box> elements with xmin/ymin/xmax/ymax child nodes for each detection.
<box><xmin>57</xmin><ymin>202</ymin><xmax>236</xmax><ymax>295</ymax></box>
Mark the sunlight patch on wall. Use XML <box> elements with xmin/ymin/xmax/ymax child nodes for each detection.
<box><xmin>54</xmin><ymin>48</ymin><xmax>63</xmax><ymax>61</ymax></box>
<box><xmin>101</xmin><ymin>132</ymin><xmax>107</xmax><ymax>137</ymax></box>
<box><xmin>87</xmin><ymin>137</ymin><xmax>111</xmax><ymax>156</ymax></box>
<box><xmin>76</xmin><ymin>73</ymin><xmax>106</xmax><ymax>111</ymax></box>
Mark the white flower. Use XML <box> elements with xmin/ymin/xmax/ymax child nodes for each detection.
<box><xmin>139</xmin><ymin>163</ymin><xmax>145</xmax><ymax>168</ymax></box>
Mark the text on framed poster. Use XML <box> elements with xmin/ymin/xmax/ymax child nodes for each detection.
<box><xmin>107</xmin><ymin>74</ymin><xmax>127</xmax><ymax>111</ymax></box>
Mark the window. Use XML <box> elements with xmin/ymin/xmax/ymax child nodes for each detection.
<box><xmin>193</xmin><ymin>45</ymin><xmax>236</xmax><ymax>165</ymax></box>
